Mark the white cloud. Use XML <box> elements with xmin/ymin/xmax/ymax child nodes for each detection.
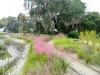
<box><xmin>81</xmin><ymin>0</ymin><xmax>100</xmax><ymax>13</ymax></box>
<box><xmin>0</xmin><ymin>0</ymin><xmax>25</xmax><ymax>19</ymax></box>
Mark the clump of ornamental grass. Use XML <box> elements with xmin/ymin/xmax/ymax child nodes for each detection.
<box><xmin>4</xmin><ymin>39</ymin><xmax>12</xmax><ymax>45</ymax></box>
<box><xmin>0</xmin><ymin>44</ymin><xmax>7</xmax><ymax>51</ymax></box>
<box><xmin>33</xmin><ymin>35</ymin><xmax>53</xmax><ymax>56</ymax></box>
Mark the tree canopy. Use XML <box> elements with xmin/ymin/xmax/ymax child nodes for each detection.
<box><xmin>0</xmin><ymin>18</ymin><xmax>8</xmax><ymax>26</ymax></box>
<box><xmin>24</xmin><ymin>0</ymin><xmax>86</xmax><ymax>34</ymax></box>
<box><xmin>79</xmin><ymin>12</ymin><xmax>100</xmax><ymax>33</ymax></box>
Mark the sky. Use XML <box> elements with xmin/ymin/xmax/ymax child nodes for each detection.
<box><xmin>81</xmin><ymin>0</ymin><xmax>100</xmax><ymax>13</ymax></box>
<box><xmin>0</xmin><ymin>0</ymin><xmax>100</xmax><ymax>19</ymax></box>
<box><xmin>0</xmin><ymin>0</ymin><xmax>25</xmax><ymax>19</ymax></box>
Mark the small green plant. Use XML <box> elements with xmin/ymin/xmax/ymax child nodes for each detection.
<box><xmin>0</xmin><ymin>44</ymin><xmax>7</xmax><ymax>51</ymax></box>
<box><xmin>23</xmin><ymin>38</ymin><xmax>31</xmax><ymax>43</ymax></box>
<box><xmin>80</xmin><ymin>31</ymin><xmax>84</xmax><ymax>41</ymax></box>
<box><xmin>67</xmin><ymin>31</ymin><xmax>79</xmax><ymax>39</ymax></box>
<box><xmin>4</xmin><ymin>39</ymin><xmax>11</xmax><ymax>45</ymax></box>
<box><xmin>18</xmin><ymin>42</ymin><xmax>27</xmax><ymax>48</ymax></box>
<box><xmin>77</xmin><ymin>48</ymin><xmax>86</xmax><ymax>59</ymax></box>
<box><xmin>85</xmin><ymin>55</ymin><xmax>92</xmax><ymax>64</ymax></box>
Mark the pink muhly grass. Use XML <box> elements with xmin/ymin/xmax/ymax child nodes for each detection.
<box><xmin>33</xmin><ymin>36</ymin><xmax>53</xmax><ymax>56</ymax></box>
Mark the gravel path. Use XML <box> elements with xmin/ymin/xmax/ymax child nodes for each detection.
<box><xmin>6</xmin><ymin>44</ymin><xmax>30</xmax><ymax>75</ymax></box>
<box><xmin>48</xmin><ymin>41</ymin><xmax>100</xmax><ymax>75</ymax></box>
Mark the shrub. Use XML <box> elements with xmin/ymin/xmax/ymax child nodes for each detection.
<box><xmin>67</xmin><ymin>31</ymin><xmax>79</xmax><ymax>39</ymax></box>
<box><xmin>4</xmin><ymin>39</ymin><xmax>11</xmax><ymax>45</ymax></box>
<box><xmin>0</xmin><ymin>44</ymin><xmax>7</xmax><ymax>50</ymax></box>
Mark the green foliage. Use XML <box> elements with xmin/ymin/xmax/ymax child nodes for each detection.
<box><xmin>17</xmin><ymin>13</ymin><xmax>26</xmax><ymax>22</ymax></box>
<box><xmin>77</xmin><ymin>48</ymin><xmax>86</xmax><ymax>59</ymax></box>
<box><xmin>4</xmin><ymin>39</ymin><xmax>11</xmax><ymax>45</ymax></box>
<box><xmin>79</xmin><ymin>12</ymin><xmax>100</xmax><ymax>32</ymax></box>
<box><xmin>50</xmin><ymin>57</ymin><xmax>69</xmax><ymax>75</ymax></box>
<box><xmin>0</xmin><ymin>44</ymin><xmax>7</xmax><ymax>51</ymax></box>
<box><xmin>0</xmin><ymin>67</ymin><xmax>3</xmax><ymax>75</ymax></box>
<box><xmin>0</xmin><ymin>44</ymin><xmax>10</xmax><ymax>60</ymax></box>
<box><xmin>80</xmin><ymin>31</ymin><xmax>84</xmax><ymax>40</ymax></box>
<box><xmin>23</xmin><ymin>38</ymin><xmax>31</xmax><ymax>43</ymax></box>
<box><xmin>85</xmin><ymin>54</ymin><xmax>100</xmax><ymax>66</ymax></box>
<box><xmin>9</xmin><ymin>33</ymin><xmax>23</xmax><ymax>39</ymax></box>
<box><xmin>22</xmin><ymin>24</ymin><xmax>30</xmax><ymax>32</ymax></box>
<box><xmin>7</xmin><ymin>16</ymin><xmax>19</xmax><ymax>33</ymax></box>
<box><xmin>67</xmin><ymin>31</ymin><xmax>79</xmax><ymax>39</ymax></box>
<box><xmin>26</xmin><ymin>0</ymin><xmax>86</xmax><ymax>34</ymax></box>
<box><xmin>80</xmin><ymin>30</ymin><xmax>97</xmax><ymax>42</ymax></box>
<box><xmin>0</xmin><ymin>18</ymin><xmax>8</xmax><ymax>26</ymax></box>
<box><xmin>54</xmin><ymin>38</ymin><xmax>78</xmax><ymax>51</ymax></box>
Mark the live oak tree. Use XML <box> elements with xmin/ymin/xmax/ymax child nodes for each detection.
<box><xmin>24</xmin><ymin>0</ymin><xmax>86</xmax><ymax>34</ymax></box>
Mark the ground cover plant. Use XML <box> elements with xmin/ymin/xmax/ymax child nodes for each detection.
<box><xmin>0</xmin><ymin>44</ymin><xmax>10</xmax><ymax>59</ymax></box>
<box><xmin>4</xmin><ymin>39</ymin><xmax>12</xmax><ymax>45</ymax></box>
<box><xmin>53</xmin><ymin>37</ymin><xmax>79</xmax><ymax>52</ymax></box>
